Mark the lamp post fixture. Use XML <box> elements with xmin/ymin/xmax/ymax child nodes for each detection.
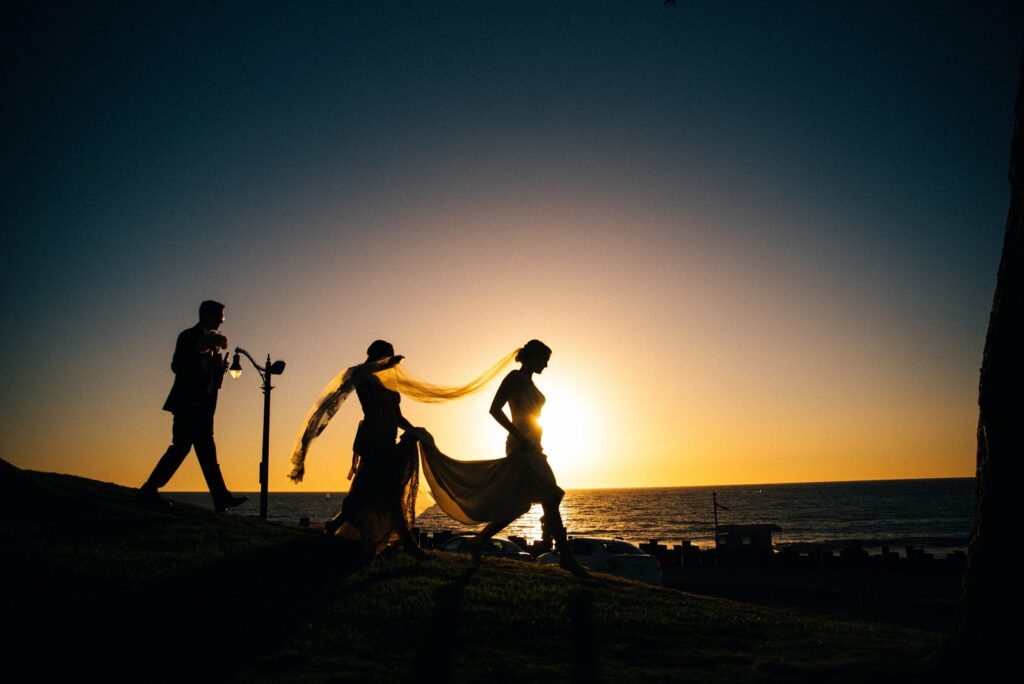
<box><xmin>229</xmin><ymin>348</ymin><xmax>286</xmax><ymax>520</ymax></box>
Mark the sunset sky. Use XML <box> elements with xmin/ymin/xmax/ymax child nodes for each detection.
<box><xmin>2</xmin><ymin>2</ymin><xmax>1022</xmax><ymax>492</ymax></box>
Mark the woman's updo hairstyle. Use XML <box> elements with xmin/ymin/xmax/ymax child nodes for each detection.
<box><xmin>516</xmin><ymin>339</ymin><xmax>551</xmax><ymax>364</ymax></box>
<box><xmin>366</xmin><ymin>339</ymin><xmax>395</xmax><ymax>361</ymax></box>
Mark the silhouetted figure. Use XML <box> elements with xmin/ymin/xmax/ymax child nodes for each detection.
<box><xmin>465</xmin><ymin>340</ymin><xmax>587</xmax><ymax>576</ymax></box>
<box><xmin>411</xmin><ymin>340</ymin><xmax>587</xmax><ymax>577</ymax></box>
<box><xmin>138</xmin><ymin>300</ymin><xmax>246</xmax><ymax>512</ymax></box>
<box><xmin>321</xmin><ymin>340</ymin><xmax>428</xmax><ymax>559</ymax></box>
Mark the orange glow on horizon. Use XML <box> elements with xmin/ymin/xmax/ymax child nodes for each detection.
<box><xmin>1</xmin><ymin>180</ymin><xmax>982</xmax><ymax>493</ymax></box>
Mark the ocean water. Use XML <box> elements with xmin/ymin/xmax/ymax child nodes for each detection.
<box><xmin>168</xmin><ymin>477</ymin><xmax>974</xmax><ymax>556</ymax></box>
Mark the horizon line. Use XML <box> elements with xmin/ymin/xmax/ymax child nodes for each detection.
<box><xmin>162</xmin><ymin>473</ymin><xmax>975</xmax><ymax>495</ymax></box>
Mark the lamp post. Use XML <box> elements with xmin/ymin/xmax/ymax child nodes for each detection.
<box><xmin>229</xmin><ymin>348</ymin><xmax>286</xmax><ymax>520</ymax></box>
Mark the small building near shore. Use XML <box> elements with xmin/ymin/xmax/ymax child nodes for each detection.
<box><xmin>715</xmin><ymin>524</ymin><xmax>781</xmax><ymax>563</ymax></box>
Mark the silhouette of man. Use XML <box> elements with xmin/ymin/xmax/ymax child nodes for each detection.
<box><xmin>139</xmin><ymin>300</ymin><xmax>246</xmax><ymax>511</ymax></box>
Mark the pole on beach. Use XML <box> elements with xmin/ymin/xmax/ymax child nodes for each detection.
<box><xmin>713</xmin><ymin>491</ymin><xmax>719</xmax><ymax>549</ymax></box>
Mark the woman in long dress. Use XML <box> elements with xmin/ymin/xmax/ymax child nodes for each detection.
<box><xmin>292</xmin><ymin>339</ymin><xmax>584</xmax><ymax>574</ymax></box>
<box><xmin>293</xmin><ymin>340</ymin><xmax>428</xmax><ymax>559</ymax></box>
<box><xmin>418</xmin><ymin>340</ymin><xmax>587</xmax><ymax>576</ymax></box>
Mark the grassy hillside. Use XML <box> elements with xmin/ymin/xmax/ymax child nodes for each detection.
<box><xmin>0</xmin><ymin>459</ymin><xmax>944</xmax><ymax>682</ymax></box>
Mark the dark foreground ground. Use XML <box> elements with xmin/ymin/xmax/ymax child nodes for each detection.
<box><xmin>664</xmin><ymin>564</ymin><xmax>961</xmax><ymax>635</ymax></box>
<box><xmin>1</xmin><ymin>459</ymin><xmax>948</xmax><ymax>682</ymax></box>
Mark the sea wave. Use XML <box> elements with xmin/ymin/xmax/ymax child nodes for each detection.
<box><xmin>167</xmin><ymin>477</ymin><xmax>973</xmax><ymax>556</ymax></box>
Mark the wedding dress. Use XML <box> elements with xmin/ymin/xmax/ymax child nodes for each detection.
<box><xmin>290</xmin><ymin>352</ymin><xmax>559</xmax><ymax>530</ymax></box>
<box><xmin>416</xmin><ymin>369</ymin><xmax>563</xmax><ymax>524</ymax></box>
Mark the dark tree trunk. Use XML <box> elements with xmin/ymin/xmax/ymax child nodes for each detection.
<box><xmin>955</xmin><ymin>50</ymin><xmax>1024</xmax><ymax>670</ymax></box>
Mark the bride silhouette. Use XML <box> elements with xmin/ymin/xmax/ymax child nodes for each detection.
<box><xmin>290</xmin><ymin>340</ymin><xmax>426</xmax><ymax>559</ymax></box>
<box><xmin>417</xmin><ymin>340</ymin><xmax>587</xmax><ymax>576</ymax></box>
<box><xmin>290</xmin><ymin>339</ymin><xmax>586</xmax><ymax>576</ymax></box>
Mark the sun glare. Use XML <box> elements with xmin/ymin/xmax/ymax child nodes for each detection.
<box><xmin>537</xmin><ymin>380</ymin><xmax>598</xmax><ymax>476</ymax></box>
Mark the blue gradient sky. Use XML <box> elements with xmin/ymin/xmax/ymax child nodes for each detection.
<box><xmin>2</xmin><ymin>2</ymin><xmax>1022</xmax><ymax>490</ymax></box>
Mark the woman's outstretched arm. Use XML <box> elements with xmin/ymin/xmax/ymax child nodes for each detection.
<box><xmin>395</xmin><ymin>403</ymin><xmax>419</xmax><ymax>433</ymax></box>
<box><xmin>394</xmin><ymin>385</ymin><xmax>428</xmax><ymax>440</ymax></box>
<box><xmin>349</xmin><ymin>355</ymin><xmax>405</xmax><ymax>387</ymax></box>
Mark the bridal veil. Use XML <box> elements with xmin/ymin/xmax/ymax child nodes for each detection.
<box><xmin>289</xmin><ymin>350</ymin><xmax>518</xmax><ymax>484</ymax></box>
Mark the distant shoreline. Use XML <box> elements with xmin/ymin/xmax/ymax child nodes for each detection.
<box><xmin>166</xmin><ymin>478</ymin><xmax>974</xmax><ymax>557</ymax></box>
<box><xmin>164</xmin><ymin>474</ymin><xmax>975</xmax><ymax>495</ymax></box>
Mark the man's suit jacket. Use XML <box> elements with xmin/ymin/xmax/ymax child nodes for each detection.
<box><xmin>162</xmin><ymin>324</ymin><xmax>225</xmax><ymax>414</ymax></box>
